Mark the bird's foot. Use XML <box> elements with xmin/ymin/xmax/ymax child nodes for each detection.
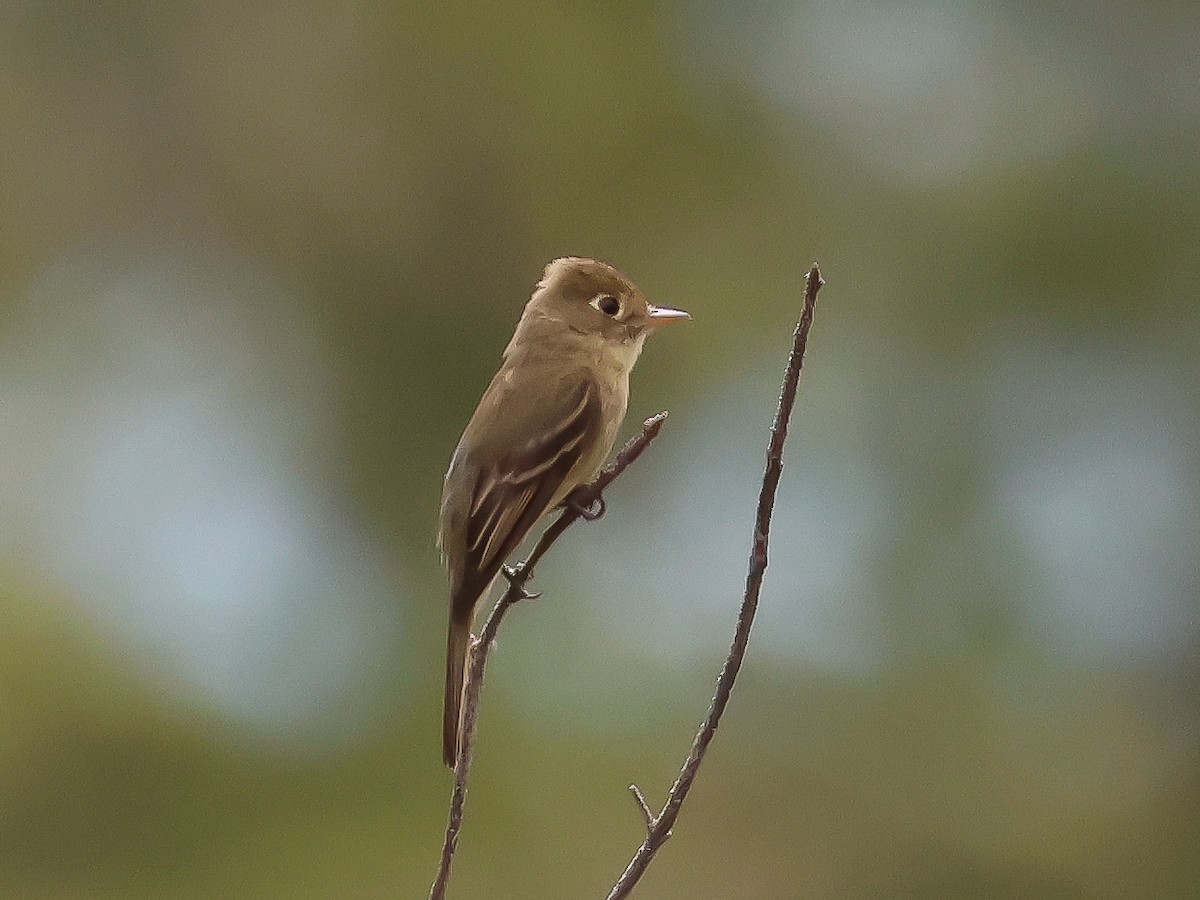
<box><xmin>502</xmin><ymin>563</ymin><xmax>542</xmax><ymax>601</ymax></box>
<box><xmin>565</xmin><ymin>490</ymin><xmax>606</xmax><ymax>521</ymax></box>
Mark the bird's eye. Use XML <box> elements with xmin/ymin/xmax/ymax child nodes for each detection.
<box><xmin>595</xmin><ymin>295</ymin><xmax>621</xmax><ymax>316</ymax></box>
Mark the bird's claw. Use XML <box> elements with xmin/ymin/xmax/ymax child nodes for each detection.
<box><xmin>502</xmin><ymin>563</ymin><xmax>542</xmax><ymax>601</ymax></box>
<box><xmin>567</xmin><ymin>493</ymin><xmax>606</xmax><ymax>521</ymax></box>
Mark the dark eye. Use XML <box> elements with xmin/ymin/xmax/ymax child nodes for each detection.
<box><xmin>597</xmin><ymin>295</ymin><xmax>620</xmax><ymax>316</ymax></box>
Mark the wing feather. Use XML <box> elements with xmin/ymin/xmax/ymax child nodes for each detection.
<box><xmin>462</xmin><ymin>379</ymin><xmax>600</xmax><ymax>585</ymax></box>
<box><xmin>480</xmin><ymin>485</ymin><xmax>534</xmax><ymax>565</ymax></box>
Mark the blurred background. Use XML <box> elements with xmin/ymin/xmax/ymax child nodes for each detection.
<box><xmin>2</xmin><ymin>1</ymin><xmax>1198</xmax><ymax>897</ymax></box>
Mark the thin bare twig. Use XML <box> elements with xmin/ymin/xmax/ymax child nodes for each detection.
<box><xmin>628</xmin><ymin>785</ymin><xmax>655</xmax><ymax>831</ymax></box>
<box><xmin>430</xmin><ymin>412</ymin><xmax>670</xmax><ymax>900</ymax></box>
<box><xmin>606</xmin><ymin>264</ymin><xmax>823</xmax><ymax>900</ymax></box>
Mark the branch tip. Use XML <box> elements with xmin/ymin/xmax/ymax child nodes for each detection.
<box><xmin>628</xmin><ymin>784</ymin><xmax>655</xmax><ymax>831</ymax></box>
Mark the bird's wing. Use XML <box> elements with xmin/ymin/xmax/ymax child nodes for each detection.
<box><xmin>458</xmin><ymin>376</ymin><xmax>602</xmax><ymax>598</ymax></box>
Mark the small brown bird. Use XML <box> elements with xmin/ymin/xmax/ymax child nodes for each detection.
<box><xmin>437</xmin><ymin>257</ymin><xmax>689</xmax><ymax>766</ymax></box>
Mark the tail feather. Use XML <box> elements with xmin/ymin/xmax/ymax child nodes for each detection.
<box><xmin>443</xmin><ymin>612</ymin><xmax>471</xmax><ymax>768</ymax></box>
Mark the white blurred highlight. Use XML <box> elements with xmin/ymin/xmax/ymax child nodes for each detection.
<box><xmin>0</xmin><ymin>236</ymin><xmax>401</xmax><ymax>749</ymax></box>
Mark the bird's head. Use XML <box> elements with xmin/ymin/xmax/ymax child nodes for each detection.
<box><xmin>511</xmin><ymin>257</ymin><xmax>689</xmax><ymax>366</ymax></box>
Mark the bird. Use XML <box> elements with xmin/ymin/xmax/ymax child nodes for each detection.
<box><xmin>437</xmin><ymin>257</ymin><xmax>689</xmax><ymax>767</ymax></box>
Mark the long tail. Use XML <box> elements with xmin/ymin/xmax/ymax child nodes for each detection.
<box><xmin>443</xmin><ymin>608</ymin><xmax>471</xmax><ymax>768</ymax></box>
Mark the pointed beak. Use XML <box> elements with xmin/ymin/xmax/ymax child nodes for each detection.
<box><xmin>645</xmin><ymin>304</ymin><xmax>691</xmax><ymax>327</ymax></box>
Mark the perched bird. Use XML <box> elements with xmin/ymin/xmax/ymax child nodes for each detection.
<box><xmin>437</xmin><ymin>257</ymin><xmax>689</xmax><ymax>767</ymax></box>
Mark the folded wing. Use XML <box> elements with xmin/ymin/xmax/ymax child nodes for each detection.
<box><xmin>462</xmin><ymin>378</ymin><xmax>601</xmax><ymax>591</ymax></box>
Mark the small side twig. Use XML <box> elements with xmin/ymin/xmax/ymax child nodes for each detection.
<box><xmin>429</xmin><ymin>412</ymin><xmax>669</xmax><ymax>900</ymax></box>
<box><xmin>606</xmin><ymin>264</ymin><xmax>823</xmax><ymax>899</ymax></box>
<box><xmin>627</xmin><ymin>785</ymin><xmax>655</xmax><ymax>831</ymax></box>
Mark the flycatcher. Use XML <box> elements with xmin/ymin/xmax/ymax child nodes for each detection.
<box><xmin>437</xmin><ymin>257</ymin><xmax>689</xmax><ymax>767</ymax></box>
